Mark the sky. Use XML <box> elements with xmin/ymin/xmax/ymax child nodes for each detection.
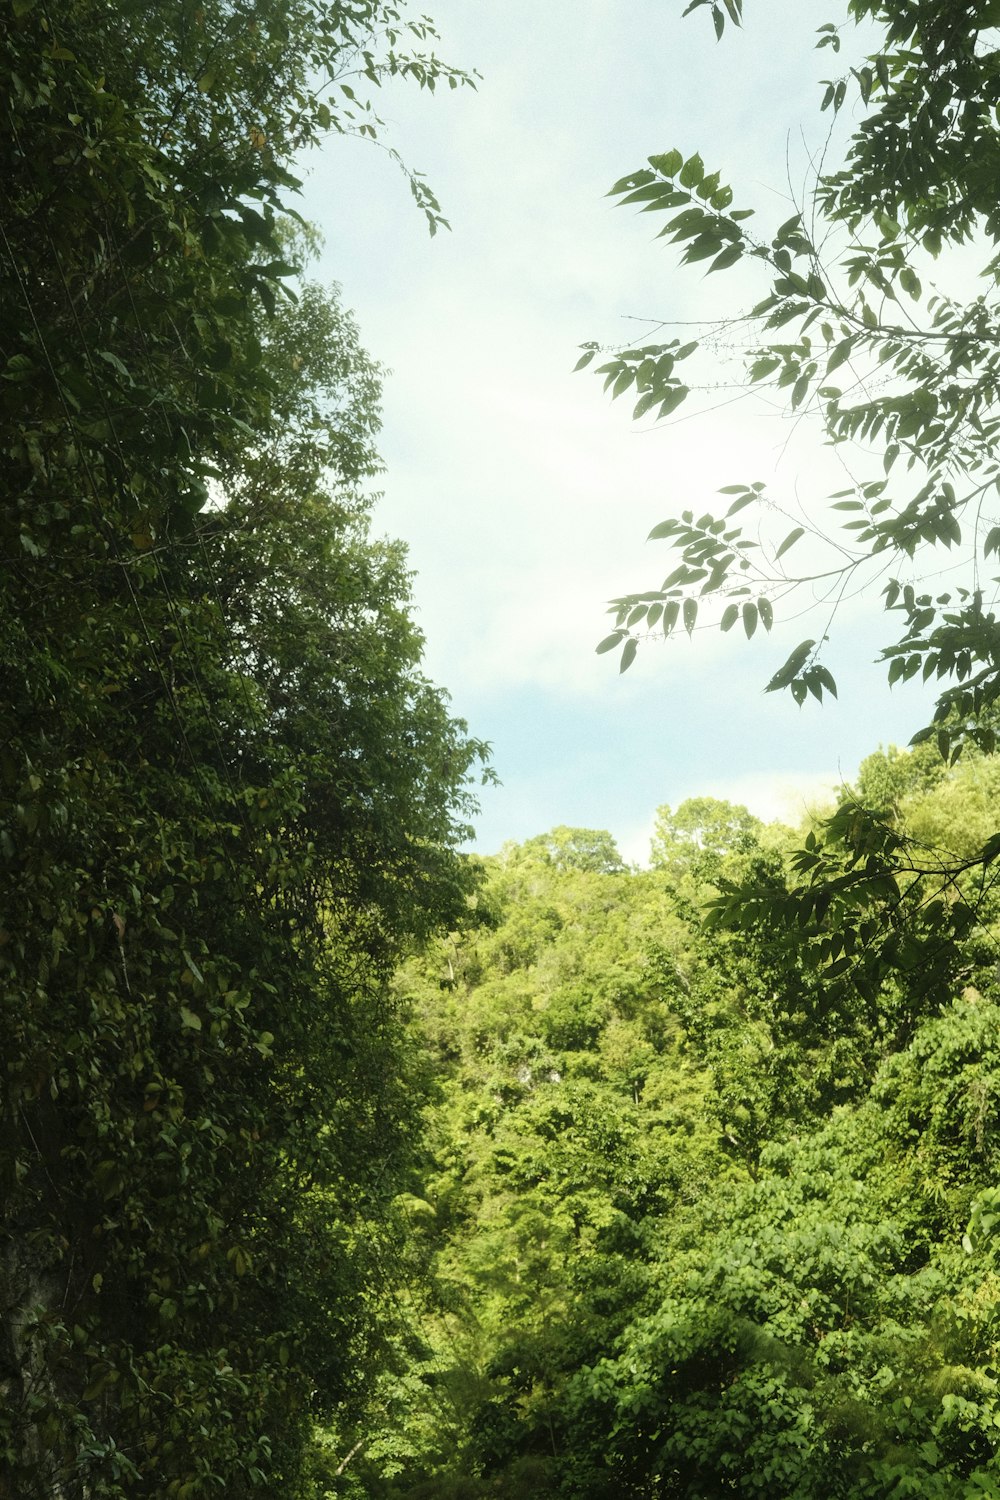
<box><xmin>300</xmin><ymin>0</ymin><xmax>943</xmax><ymax>863</ymax></box>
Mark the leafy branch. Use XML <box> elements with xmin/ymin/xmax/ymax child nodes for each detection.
<box><xmin>586</xmin><ymin>110</ymin><xmax>1000</xmax><ymax>752</ymax></box>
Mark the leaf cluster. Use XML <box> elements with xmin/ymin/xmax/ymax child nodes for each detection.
<box><xmin>581</xmin><ymin>0</ymin><xmax>1000</xmax><ymax>938</ymax></box>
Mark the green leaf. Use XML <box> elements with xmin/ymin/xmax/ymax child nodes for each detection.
<box><xmin>765</xmin><ymin>639</ymin><xmax>816</xmax><ymax>692</ymax></box>
<box><xmin>826</xmin><ymin>339</ymin><xmax>854</xmax><ymax>375</ymax></box>
<box><xmin>777</xmin><ymin>212</ymin><xmax>804</xmax><ymax>238</ymax></box>
<box><xmin>82</xmin><ymin>1368</ymin><xmax>115</xmax><ymax>1402</ymax></box>
<box><xmin>596</xmin><ymin>631</ymin><xmax>625</xmax><ymax>655</ymax></box>
<box><xmin>620</xmin><ymin>637</ymin><xmax>638</xmax><ymax>672</ymax></box>
<box><xmin>609</xmin><ymin>169</ymin><xmax>656</xmax><ymax>196</ymax></box>
<box><xmin>647</xmin><ymin>149</ymin><xmax>683</xmax><ymax>177</ymax></box>
<box><xmin>708</xmin><ymin>242</ymin><xmax>743</xmax><ymax>273</ymax></box>
<box><xmin>742</xmin><ymin>601</ymin><xmax>758</xmax><ymax>638</ymax></box>
<box><xmin>899</xmin><ymin>266</ymin><xmax>922</xmax><ymax>300</ymax></box>
<box><xmin>774</xmin><ymin>526</ymin><xmax>805</xmax><ymax>561</ymax></box>
<box><xmin>657</xmin><ymin>385</ymin><xmax>689</xmax><ymax>418</ymax></box>
<box><xmin>622</xmin><ymin>183</ymin><xmax>689</xmax><ymax>208</ymax></box>
<box><xmin>750</xmin><ymin>355</ymin><xmax>781</xmax><ymax>381</ymax></box>
<box><xmin>683</xmin><ymin>597</ymin><xmax>698</xmax><ymax>634</ymax></box>
<box><xmin>726</xmin><ymin>492</ymin><xmax>756</xmax><ymax>516</ymax></box>
<box><xmin>180</xmin><ymin>1006</ymin><xmax>202</xmax><ymax>1031</ymax></box>
<box><xmin>720</xmin><ymin>603</ymin><xmax>739</xmax><ymax>631</ymax></box>
<box><xmin>679</xmin><ymin>153</ymin><xmax>705</xmax><ymax>188</ymax></box>
<box><xmin>815</xmin><ymin>666</ymin><xmax>839</xmax><ymax>699</ymax></box>
<box><xmin>682</xmin><ymin>234</ymin><xmax>725</xmax><ymax>265</ymax></box>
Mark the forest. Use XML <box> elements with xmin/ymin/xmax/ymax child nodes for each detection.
<box><xmin>4</xmin><ymin>0</ymin><xmax>1000</xmax><ymax>1495</ymax></box>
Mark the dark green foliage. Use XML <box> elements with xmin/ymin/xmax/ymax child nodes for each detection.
<box><xmin>1</xmin><ymin>0</ymin><xmax>483</xmax><ymax>1493</ymax></box>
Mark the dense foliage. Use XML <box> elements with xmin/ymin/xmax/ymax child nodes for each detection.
<box><xmin>8</xmin><ymin>1</ymin><xmax>1000</xmax><ymax>1495</ymax></box>
<box><xmin>1</xmin><ymin>1</ymin><xmax>483</xmax><ymax>1494</ymax></box>
<box><xmin>331</xmin><ymin>777</ymin><xmax>1000</xmax><ymax>1497</ymax></box>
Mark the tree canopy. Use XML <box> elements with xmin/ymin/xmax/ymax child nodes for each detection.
<box><xmin>323</xmin><ymin>778</ymin><xmax>1000</xmax><ymax>1497</ymax></box>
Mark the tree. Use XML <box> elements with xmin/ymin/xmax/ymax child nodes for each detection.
<box><xmin>367</xmin><ymin>842</ymin><xmax>735</xmax><ymax>1500</ymax></box>
<box><xmin>582</xmin><ymin>0</ymin><xmax>1000</xmax><ymax>1007</ymax></box>
<box><xmin>565</xmin><ymin>995</ymin><xmax>1000</xmax><ymax>1499</ymax></box>
<box><xmin>511</xmin><ymin>826</ymin><xmax>626</xmax><ymax>875</ymax></box>
<box><xmin>352</xmin><ymin>792</ymin><xmax>1000</xmax><ymax>1497</ymax></box>
<box><xmin>650</xmin><ymin>797</ymin><xmax>764</xmax><ymax>879</ymax></box>
<box><xmin>1</xmin><ymin>1</ymin><xmax>484</xmax><ymax>1493</ymax></box>
<box><xmin>588</xmin><ymin>1</ymin><xmax>1000</xmax><ymax>773</ymax></box>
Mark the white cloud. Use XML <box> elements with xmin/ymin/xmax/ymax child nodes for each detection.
<box><xmin>703</xmin><ymin>768</ymin><xmax>845</xmax><ymax>827</ymax></box>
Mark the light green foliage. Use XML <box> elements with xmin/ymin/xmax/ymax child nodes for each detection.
<box><xmin>340</xmin><ymin>758</ymin><xmax>1000</xmax><ymax>1498</ymax></box>
<box><xmin>650</xmin><ymin>795</ymin><xmax>765</xmax><ymax>881</ymax></box>
<box><xmin>513</xmin><ymin>825</ymin><xmax>627</xmax><ymax>875</ymax></box>
<box><xmin>702</xmin><ymin>741</ymin><xmax>1000</xmax><ymax>1063</ymax></box>
<box><xmin>902</xmin><ymin>755</ymin><xmax>1000</xmax><ymax>862</ymax></box>
<box><xmin>856</xmin><ymin>728</ymin><xmax>1000</xmax><ymax>863</ymax></box>
<box><xmin>855</xmin><ymin>740</ymin><xmax>950</xmax><ymax>815</ymax></box>
<box><xmin>1</xmin><ymin>0</ymin><xmax>483</xmax><ymax>1493</ymax></box>
<box><xmin>335</xmin><ymin>833</ymin><xmax>737</xmax><ymax>1495</ymax></box>
<box><xmin>572</xmin><ymin>997</ymin><xmax>1000</xmax><ymax>1498</ymax></box>
<box><xmin>644</xmin><ymin>800</ymin><xmax>869</xmax><ymax>1164</ymax></box>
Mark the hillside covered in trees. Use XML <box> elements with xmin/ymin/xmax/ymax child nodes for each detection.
<box><xmin>323</xmin><ymin>746</ymin><xmax>1000</xmax><ymax>1497</ymax></box>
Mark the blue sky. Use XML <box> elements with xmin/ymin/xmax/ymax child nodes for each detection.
<box><xmin>301</xmin><ymin>1</ymin><xmax>940</xmax><ymax>861</ymax></box>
